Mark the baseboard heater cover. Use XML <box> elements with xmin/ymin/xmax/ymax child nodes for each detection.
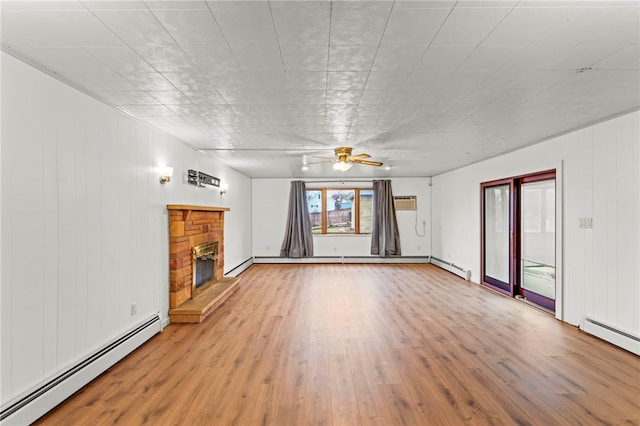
<box><xmin>0</xmin><ymin>313</ymin><xmax>162</xmax><ymax>425</ymax></box>
<box><xmin>582</xmin><ymin>317</ymin><xmax>640</xmax><ymax>356</ymax></box>
<box><xmin>253</xmin><ymin>256</ymin><xmax>430</xmax><ymax>264</ymax></box>
<box><xmin>225</xmin><ymin>257</ymin><xmax>254</xmax><ymax>277</ymax></box>
<box><xmin>430</xmin><ymin>257</ymin><xmax>471</xmax><ymax>280</ymax></box>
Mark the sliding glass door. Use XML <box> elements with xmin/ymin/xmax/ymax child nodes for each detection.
<box><xmin>481</xmin><ymin>171</ymin><xmax>556</xmax><ymax>311</ymax></box>
<box><xmin>482</xmin><ymin>182</ymin><xmax>512</xmax><ymax>293</ymax></box>
<box><xmin>520</xmin><ymin>175</ymin><xmax>556</xmax><ymax>310</ymax></box>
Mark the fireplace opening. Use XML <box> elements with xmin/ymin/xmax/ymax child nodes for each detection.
<box><xmin>192</xmin><ymin>242</ymin><xmax>219</xmax><ymax>296</ymax></box>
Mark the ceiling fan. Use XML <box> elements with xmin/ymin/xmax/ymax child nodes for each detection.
<box><xmin>306</xmin><ymin>146</ymin><xmax>383</xmax><ymax>171</ymax></box>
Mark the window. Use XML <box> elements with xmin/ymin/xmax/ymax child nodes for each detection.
<box><xmin>307</xmin><ymin>190</ymin><xmax>322</xmax><ymax>233</ymax></box>
<box><xmin>306</xmin><ymin>188</ymin><xmax>373</xmax><ymax>234</ymax></box>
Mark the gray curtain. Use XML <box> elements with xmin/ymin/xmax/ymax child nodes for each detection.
<box><xmin>280</xmin><ymin>181</ymin><xmax>314</xmax><ymax>257</ymax></box>
<box><xmin>371</xmin><ymin>179</ymin><xmax>401</xmax><ymax>257</ymax></box>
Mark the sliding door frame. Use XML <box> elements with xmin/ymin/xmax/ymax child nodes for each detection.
<box><xmin>518</xmin><ymin>171</ymin><xmax>557</xmax><ymax>311</ymax></box>
<box><xmin>480</xmin><ymin>178</ymin><xmax>515</xmax><ymax>296</ymax></box>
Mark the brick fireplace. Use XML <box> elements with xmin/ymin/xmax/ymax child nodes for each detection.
<box><xmin>167</xmin><ymin>204</ymin><xmax>240</xmax><ymax>323</ymax></box>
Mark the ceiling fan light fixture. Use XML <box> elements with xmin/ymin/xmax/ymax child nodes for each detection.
<box><xmin>333</xmin><ymin>161</ymin><xmax>352</xmax><ymax>172</ymax></box>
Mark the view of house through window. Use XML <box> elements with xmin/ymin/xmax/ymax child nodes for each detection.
<box><xmin>306</xmin><ymin>188</ymin><xmax>373</xmax><ymax>234</ymax></box>
<box><xmin>359</xmin><ymin>189</ymin><xmax>373</xmax><ymax>233</ymax></box>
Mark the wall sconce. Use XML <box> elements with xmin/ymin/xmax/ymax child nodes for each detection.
<box><xmin>159</xmin><ymin>166</ymin><xmax>173</xmax><ymax>184</ymax></box>
<box><xmin>219</xmin><ymin>183</ymin><xmax>228</xmax><ymax>195</ymax></box>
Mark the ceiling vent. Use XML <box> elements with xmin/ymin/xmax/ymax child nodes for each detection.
<box><xmin>394</xmin><ymin>196</ymin><xmax>417</xmax><ymax>211</ymax></box>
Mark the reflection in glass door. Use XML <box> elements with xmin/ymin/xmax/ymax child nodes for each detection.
<box><xmin>482</xmin><ymin>183</ymin><xmax>511</xmax><ymax>293</ymax></box>
<box><xmin>520</xmin><ymin>178</ymin><xmax>556</xmax><ymax>310</ymax></box>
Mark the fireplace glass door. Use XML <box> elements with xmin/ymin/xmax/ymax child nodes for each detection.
<box><xmin>192</xmin><ymin>242</ymin><xmax>218</xmax><ymax>294</ymax></box>
<box><xmin>194</xmin><ymin>254</ymin><xmax>215</xmax><ymax>289</ymax></box>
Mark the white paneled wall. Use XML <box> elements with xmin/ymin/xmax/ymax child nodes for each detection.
<box><xmin>252</xmin><ymin>177</ymin><xmax>431</xmax><ymax>257</ymax></box>
<box><xmin>252</xmin><ymin>179</ymin><xmax>290</xmax><ymax>257</ymax></box>
<box><xmin>591</xmin><ymin>116</ymin><xmax>639</xmax><ymax>334</ymax></box>
<box><xmin>432</xmin><ymin>111</ymin><xmax>640</xmax><ymax>342</ymax></box>
<box><xmin>0</xmin><ymin>53</ymin><xmax>252</xmax><ymax>404</ymax></box>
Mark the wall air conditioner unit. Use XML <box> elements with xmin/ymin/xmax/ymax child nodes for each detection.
<box><xmin>394</xmin><ymin>196</ymin><xmax>417</xmax><ymax>211</ymax></box>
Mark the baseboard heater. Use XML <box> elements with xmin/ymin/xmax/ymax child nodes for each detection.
<box><xmin>253</xmin><ymin>256</ymin><xmax>430</xmax><ymax>264</ymax></box>
<box><xmin>430</xmin><ymin>256</ymin><xmax>471</xmax><ymax>280</ymax></box>
<box><xmin>225</xmin><ymin>257</ymin><xmax>254</xmax><ymax>277</ymax></box>
<box><xmin>0</xmin><ymin>313</ymin><xmax>162</xmax><ymax>425</ymax></box>
<box><xmin>581</xmin><ymin>317</ymin><xmax>640</xmax><ymax>356</ymax></box>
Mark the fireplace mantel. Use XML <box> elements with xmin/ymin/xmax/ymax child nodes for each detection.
<box><xmin>167</xmin><ymin>204</ymin><xmax>230</xmax><ymax>221</ymax></box>
<box><xmin>167</xmin><ymin>204</ymin><xmax>239</xmax><ymax>323</ymax></box>
<box><xmin>167</xmin><ymin>204</ymin><xmax>230</xmax><ymax>211</ymax></box>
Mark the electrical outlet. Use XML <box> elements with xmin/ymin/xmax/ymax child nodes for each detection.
<box><xmin>578</xmin><ymin>218</ymin><xmax>593</xmax><ymax>228</ymax></box>
<box><xmin>131</xmin><ymin>302</ymin><xmax>137</xmax><ymax>316</ymax></box>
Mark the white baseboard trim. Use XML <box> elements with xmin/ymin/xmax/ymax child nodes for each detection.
<box><xmin>161</xmin><ymin>316</ymin><xmax>171</xmax><ymax>329</ymax></box>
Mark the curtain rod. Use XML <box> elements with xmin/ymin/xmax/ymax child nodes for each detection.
<box><xmin>304</xmin><ymin>179</ymin><xmax>374</xmax><ymax>184</ymax></box>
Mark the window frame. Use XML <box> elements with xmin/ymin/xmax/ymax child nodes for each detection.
<box><xmin>306</xmin><ymin>187</ymin><xmax>373</xmax><ymax>235</ymax></box>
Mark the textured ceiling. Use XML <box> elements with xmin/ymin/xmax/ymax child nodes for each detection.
<box><xmin>2</xmin><ymin>0</ymin><xmax>639</xmax><ymax>178</ymax></box>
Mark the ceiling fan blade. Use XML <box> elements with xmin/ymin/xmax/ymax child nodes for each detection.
<box><xmin>348</xmin><ymin>153</ymin><xmax>371</xmax><ymax>160</ymax></box>
<box><xmin>352</xmin><ymin>159</ymin><xmax>383</xmax><ymax>166</ymax></box>
<box><xmin>305</xmin><ymin>159</ymin><xmax>335</xmax><ymax>164</ymax></box>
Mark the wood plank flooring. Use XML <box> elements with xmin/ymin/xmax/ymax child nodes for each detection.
<box><xmin>36</xmin><ymin>264</ymin><xmax>640</xmax><ymax>425</ymax></box>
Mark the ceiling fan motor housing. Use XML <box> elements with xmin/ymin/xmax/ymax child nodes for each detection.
<box><xmin>334</xmin><ymin>146</ymin><xmax>352</xmax><ymax>162</ymax></box>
